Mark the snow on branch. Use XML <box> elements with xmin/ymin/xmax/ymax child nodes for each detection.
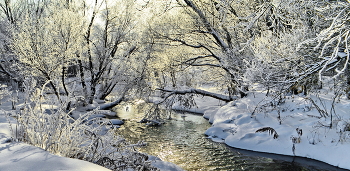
<box><xmin>99</xmin><ymin>96</ymin><xmax>125</xmax><ymax>110</ymax></box>
<box><xmin>157</xmin><ymin>33</ymin><xmax>222</xmax><ymax>62</ymax></box>
<box><xmin>183</xmin><ymin>0</ymin><xmax>229</xmax><ymax>50</ymax></box>
<box><xmin>286</xmin><ymin>52</ymin><xmax>348</xmax><ymax>85</ymax></box>
<box><xmin>297</xmin><ymin>2</ymin><xmax>350</xmax><ymax>82</ymax></box>
<box><xmin>156</xmin><ymin>88</ymin><xmax>232</xmax><ymax>103</ymax></box>
<box><xmin>181</xmin><ymin>55</ymin><xmax>218</xmax><ymax>65</ymax></box>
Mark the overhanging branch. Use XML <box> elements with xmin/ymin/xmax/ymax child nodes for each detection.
<box><xmin>156</xmin><ymin>88</ymin><xmax>232</xmax><ymax>103</ymax></box>
<box><xmin>182</xmin><ymin>0</ymin><xmax>230</xmax><ymax>50</ymax></box>
<box><xmin>157</xmin><ymin>33</ymin><xmax>222</xmax><ymax>62</ymax></box>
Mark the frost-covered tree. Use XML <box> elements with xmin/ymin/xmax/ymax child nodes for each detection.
<box><xmin>11</xmin><ymin>1</ymin><xmax>84</xmax><ymax>100</ymax></box>
<box><xmin>0</xmin><ymin>0</ymin><xmax>26</xmax><ymax>89</ymax></box>
<box><xmin>9</xmin><ymin>0</ymin><xmax>149</xmax><ymax>105</ymax></box>
<box><xmin>247</xmin><ymin>0</ymin><xmax>324</xmax><ymax>94</ymax></box>
<box><xmin>150</xmin><ymin>0</ymin><xmax>321</xmax><ymax>101</ymax></box>
<box><xmin>82</xmin><ymin>0</ymin><xmax>141</xmax><ymax>103</ymax></box>
<box><xmin>298</xmin><ymin>1</ymin><xmax>350</xmax><ymax>97</ymax></box>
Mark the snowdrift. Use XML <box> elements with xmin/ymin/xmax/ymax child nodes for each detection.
<box><xmin>204</xmin><ymin>87</ymin><xmax>350</xmax><ymax>170</ymax></box>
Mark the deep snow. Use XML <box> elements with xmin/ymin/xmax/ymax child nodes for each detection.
<box><xmin>199</xmin><ymin>84</ymin><xmax>350</xmax><ymax>170</ymax></box>
<box><xmin>0</xmin><ymin>112</ymin><xmax>111</xmax><ymax>171</ymax></box>
<box><xmin>2</xmin><ymin>81</ymin><xmax>350</xmax><ymax>170</ymax></box>
<box><xmin>0</xmin><ymin>94</ymin><xmax>183</xmax><ymax>171</ymax></box>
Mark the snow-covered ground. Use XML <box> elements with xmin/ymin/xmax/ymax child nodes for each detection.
<box><xmin>3</xmin><ymin>81</ymin><xmax>350</xmax><ymax>170</ymax></box>
<box><xmin>0</xmin><ymin>93</ymin><xmax>183</xmax><ymax>171</ymax></box>
<box><xmin>199</xmin><ymin>84</ymin><xmax>350</xmax><ymax>170</ymax></box>
<box><xmin>0</xmin><ymin>112</ymin><xmax>111</xmax><ymax>171</ymax></box>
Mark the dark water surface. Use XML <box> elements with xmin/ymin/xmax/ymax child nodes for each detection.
<box><xmin>113</xmin><ymin>104</ymin><xmax>348</xmax><ymax>171</ymax></box>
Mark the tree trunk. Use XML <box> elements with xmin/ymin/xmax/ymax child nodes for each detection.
<box><xmin>99</xmin><ymin>82</ymin><xmax>118</xmax><ymax>100</ymax></box>
<box><xmin>346</xmin><ymin>63</ymin><xmax>350</xmax><ymax>99</ymax></box>
<box><xmin>62</xmin><ymin>66</ymin><xmax>69</xmax><ymax>96</ymax></box>
<box><xmin>49</xmin><ymin>80</ymin><xmax>61</xmax><ymax>102</ymax></box>
<box><xmin>77</xmin><ymin>59</ymin><xmax>88</xmax><ymax>105</ymax></box>
<box><xmin>89</xmin><ymin>82</ymin><xmax>96</xmax><ymax>104</ymax></box>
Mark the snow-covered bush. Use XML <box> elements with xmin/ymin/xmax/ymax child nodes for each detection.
<box><xmin>10</xmin><ymin>83</ymin><xmax>158</xmax><ymax>171</ymax></box>
<box><xmin>297</xmin><ymin>1</ymin><xmax>350</xmax><ymax>98</ymax></box>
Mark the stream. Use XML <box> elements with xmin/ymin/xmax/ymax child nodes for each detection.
<box><xmin>113</xmin><ymin>103</ymin><xmax>347</xmax><ymax>171</ymax></box>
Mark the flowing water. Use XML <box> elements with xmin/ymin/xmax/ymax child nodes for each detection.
<box><xmin>113</xmin><ymin>103</ymin><xmax>347</xmax><ymax>171</ymax></box>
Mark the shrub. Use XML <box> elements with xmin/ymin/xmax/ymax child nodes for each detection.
<box><xmin>10</xmin><ymin>84</ymin><xmax>158</xmax><ymax>171</ymax></box>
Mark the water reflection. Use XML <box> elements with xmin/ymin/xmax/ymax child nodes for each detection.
<box><xmin>113</xmin><ymin>104</ymin><xmax>347</xmax><ymax>171</ymax></box>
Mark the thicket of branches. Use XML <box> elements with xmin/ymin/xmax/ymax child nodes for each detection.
<box><xmin>0</xmin><ymin>0</ymin><xmax>151</xmax><ymax>107</ymax></box>
<box><xmin>0</xmin><ymin>1</ymin><xmax>157</xmax><ymax>170</ymax></box>
<box><xmin>145</xmin><ymin>0</ymin><xmax>350</xmax><ymax>108</ymax></box>
<box><xmin>0</xmin><ymin>0</ymin><xmax>349</xmax><ymax>106</ymax></box>
<box><xmin>5</xmin><ymin>80</ymin><xmax>158</xmax><ymax>170</ymax></box>
<box><xmin>0</xmin><ymin>0</ymin><xmax>350</xmax><ymax>169</ymax></box>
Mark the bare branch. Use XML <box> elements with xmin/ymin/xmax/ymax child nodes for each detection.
<box><xmin>158</xmin><ymin>33</ymin><xmax>222</xmax><ymax>62</ymax></box>
<box><xmin>156</xmin><ymin>88</ymin><xmax>232</xmax><ymax>103</ymax></box>
<box><xmin>182</xmin><ymin>0</ymin><xmax>229</xmax><ymax>50</ymax></box>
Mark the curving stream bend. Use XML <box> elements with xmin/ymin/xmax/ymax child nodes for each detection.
<box><xmin>113</xmin><ymin>103</ymin><xmax>347</xmax><ymax>171</ymax></box>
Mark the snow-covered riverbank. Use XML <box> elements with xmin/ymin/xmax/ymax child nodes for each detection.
<box><xmin>0</xmin><ymin>99</ymin><xmax>183</xmax><ymax>171</ymax></box>
<box><xmin>2</xmin><ymin>82</ymin><xmax>350</xmax><ymax>170</ymax></box>
<box><xmin>0</xmin><ymin>112</ymin><xmax>111</xmax><ymax>171</ymax></box>
<box><xmin>198</xmin><ymin>86</ymin><xmax>350</xmax><ymax>170</ymax></box>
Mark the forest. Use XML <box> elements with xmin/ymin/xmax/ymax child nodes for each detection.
<box><xmin>0</xmin><ymin>0</ymin><xmax>350</xmax><ymax>170</ymax></box>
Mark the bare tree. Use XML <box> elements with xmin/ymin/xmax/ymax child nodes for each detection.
<box><xmin>11</xmin><ymin>1</ymin><xmax>85</xmax><ymax>100</ymax></box>
<box><xmin>298</xmin><ymin>1</ymin><xmax>350</xmax><ymax>98</ymax></box>
<box><xmin>150</xmin><ymin>0</ymin><xmax>318</xmax><ymax>102</ymax></box>
<box><xmin>80</xmin><ymin>0</ymin><xmax>145</xmax><ymax>104</ymax></box>
<box><xmin>0</xmin><ymin>0</ymin><xmax>26</xmax><ymax>89</ymax></box>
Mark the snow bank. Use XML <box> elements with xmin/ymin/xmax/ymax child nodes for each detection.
<box><xmin>148</xmin><ymin>156</ymin><xmax>184</xmax><ymax>171</ymax></box>
<box><xmin>0</xmin><ymin>100</ymin><xmax>184</xmax><ymax>171</ymax></box>
<box><xmin>0</xmin><ymin>142</ymin><xmax>111</xmax><ymax>171</ymax></box>
<box><xmin>204</xmin><ymin>89</ymin><xmax>350</xmax><ymax>170</ymax></box>
<box><xmin>0</xmin><ymin>111</ymin><xmax>111</xmax><ymax>171</ymax></box>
